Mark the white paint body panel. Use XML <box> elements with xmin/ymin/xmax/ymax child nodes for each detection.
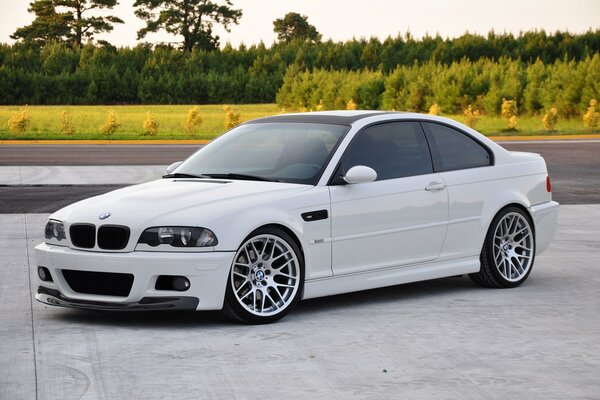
<box><xmin>329</xmin><ymin>173</ymin><xmax>448</xmax><ymax>274</ymax></box>
<box><xmin>35</xmin><ymin>111</ymin><xmax>559</xmax><ymax>310</ymax></box>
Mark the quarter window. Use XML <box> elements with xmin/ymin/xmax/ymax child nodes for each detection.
<box><xmin>422</xmin><ymin>122</ymin><xmax>492</xmax><ymax>171</ymax></box>
<box><xmin>337</xmin><ymin>122</ymin><xmax>433</xmax><ymax>181</ymax></box>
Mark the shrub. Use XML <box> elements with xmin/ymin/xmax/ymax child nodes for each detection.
<box><xmin>8</xmin><ymin>107</ymin><xmax>31</xmax><ymax>134</ymax></box>
<box><xmin>60</xmin><ymin>110</ymin><xmax>75</xmax><ymax>135</ymax></box>
<box><xmin>428</xmin><ymin>103</ymin><xmax>441</xmax><ymax>115</ymax></box>
<box><xmin>316</xmin><ymin>99</ymin><xmax>325</xmax><ymax>111</ymax></box>
<box><xmin>463</xmin><ymin>105</ymin><xmax>480</xmax><ymax>129</ymax></box>
<box><xmin>223</xmin><ymin>105</ymin><xmax>241</xmax><ymax>129</ymax></box>
<box><xmin>542</xmin><ymin>108</ymin><xmax>558</xmax><ymax>131</ymax></box>
<box><xmin>501</xmin><ymin>98</ymin><xmax>518</xmax><ymax>130</ymax></box>
<box><xmin>582</xmin><ymin>99</ymin><xmax>599</xmax><ymax>129</ymax></box>
<box><xmin>100</xmin><ymin>110</ymin><xmax>120</xmax><ymax>135</ymax></box>
<box><xmin>346</xmin><ymin>98</ymin><xmax>358</xmax><ymax>110</ymax></box>
<box><xmin>143</xmin><ymin>112</ymin><xmax>159</xmax><ymax>136</ymax></box>
<box><xmin>183</xmin><ymin>106</ymin><xmax>203</xmax><ymax>135</ymax></box>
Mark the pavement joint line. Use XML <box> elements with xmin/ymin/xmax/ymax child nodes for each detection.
<box><xmin>24</xmin><ymin>214</ymin><xmax>39</xmax><ymax>400</ymax></box>
<box><xmin>1</xmin><ymin>134</ymin><xmax>600</xmax><ymax>145</ymax></box>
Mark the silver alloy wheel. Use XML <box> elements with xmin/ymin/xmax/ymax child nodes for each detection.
<box><xmin>230</xmin><ymin>234</ymin><xmax>300</xmax><ymax>317</ymax></box>
<box><xmin>493</xmin><ymin>211</ymin><xmax>534</xmax><ymax>282</ymax></box>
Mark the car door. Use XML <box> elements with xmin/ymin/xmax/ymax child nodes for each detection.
<box><xmin>420</xmin><ymin>122</ymin><xmax>494</xmax><ymax>259</ymax></box>
<box><xmin>329</xmin><ymin>121</ymin><xmax>449</xmax><ymax>276</ymax></box>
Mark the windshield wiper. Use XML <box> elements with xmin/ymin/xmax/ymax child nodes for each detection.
<box><xmin>163</xmin><ymin>172</ymin><xmax>210</xmax><ymax>179</ymax></box>
<box><xmin>203</xmin><ymin>173</ymin><xmax>279</xmax><ymax>182</ymax></box>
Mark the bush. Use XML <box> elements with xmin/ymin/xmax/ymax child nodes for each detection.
<box><xmin>183</xmin><ymin>106</ymin><xmax>203</xmax><ymax>134</ymax></box>
<box><xmin>143</xmin><ymin>112</ymin><xmax>159</xmax><ymax>136</ymax></box>
<box><xmin>346</xmin><ymin>98</ymin><xmax>358</xmax><ymax>110</ymax></box>
<box><xmin>582</xmin><ymin>99</ymin><xmax>599</xmax><ymax>129</ymax></box>
<box><xmin>100</xmin><ymin>110</ymin><xmax>120</xmax><ymax>135</ymax></box>
<box><xmin>542</xmin><ymin>108</ymin><xmax>558</xmax><ymax>131</ymax></box>
<box><xmin>501</xmin><ymin>98</ymin><xmax>518</xmax><ymax>130</ymax></box>
<box><xmin>223</xmin><ymin>105</ymin><xmax>241</xmax><ymax>129</ymax></box>
<box><xmin>60</xmin><ymin>110</ymin><xmax>75</xmax><ymax>135</ymax></box>
<box><xmin>429</xmin><ymin>103</ymin><xmax>441</xmax><ymax>115</ymax></box>
<box><xmin>463</xmin><ymin>105</ymin><xmax>480</xmax><ymax>129</ymax></box>
<box><xmin>7</xmin><ymin>107</ymin><xmax>31</xmax><ymax>133</ymax></box>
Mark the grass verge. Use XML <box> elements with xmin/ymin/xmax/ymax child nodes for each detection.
<box><xmin>0</xmin><ymin>104</ymin><xmax>597</xmax><ymax>140</ymax></box>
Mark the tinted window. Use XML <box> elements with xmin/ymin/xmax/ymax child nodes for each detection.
<box><xmin>423</xmin><ymin>122</ymin><xmax>491</xmax><ymax>171</ymax></box>
<box><xmin>338</xmin><ymin>122</ymin><xmax>433</xmax><ymax>181</ymax></box>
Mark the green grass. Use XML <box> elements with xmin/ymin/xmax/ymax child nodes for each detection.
<box><xmin>0</xmin><ymin>104</ymin><xmax>282</xmax><ymax>140</ymax></box>
<box><xmin>449</xmin><ymin>114</ymin><xmax>597</xmax><ymax>136</ymax></box>
<box><xmin>0</xmin><ymin>104</ymin><xmax>597</xmax><ymax>140</ymax></box>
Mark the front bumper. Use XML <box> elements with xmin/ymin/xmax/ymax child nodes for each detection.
<box><xmin>34</xmin><ymin>243</ymin><xmax>236</xmax><ymax>311</ymax></box>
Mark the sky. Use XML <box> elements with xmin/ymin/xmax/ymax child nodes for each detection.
<box><xmin>1</xmin><ymin>0</ymin><xmax>599</xmax><ymax>47</ymax></box>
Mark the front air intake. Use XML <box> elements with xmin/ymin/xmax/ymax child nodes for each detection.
<box><xmin>62</xmin><ymin>269</ymin><xmax>134</xmax><ymax>297</ymax></box>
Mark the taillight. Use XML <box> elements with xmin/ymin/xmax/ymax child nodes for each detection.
<box><xmin>546</xmin><ymin>176</ymin><xmax>552</xmax><ymax>192</ymax></box>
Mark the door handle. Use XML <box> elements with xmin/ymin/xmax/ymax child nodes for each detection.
<box><xmin>425</xmin><ymin>182</ymin><xmax>446</xmax><ymax>191</ymax></box>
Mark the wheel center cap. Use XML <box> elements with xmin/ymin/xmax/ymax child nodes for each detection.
<box><xmin>255</xmin><ymin>270</ymin><xmax>265</xmax><ymax>281</ymax></box>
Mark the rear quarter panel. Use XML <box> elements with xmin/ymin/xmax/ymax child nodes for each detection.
<box><xmin>439</xmin><ymin>155</ymin><xmax>549</xmax><ymax>260</ymax></box>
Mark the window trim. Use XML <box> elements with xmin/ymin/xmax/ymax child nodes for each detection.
<box><xmin>420</xmin><ymin>121</ymin><xmax>494</xmax><ymax>173</ymax></box>
<box><xmin>327</xmin><ymin>120</ymin><xmax>435</xmax><ymax>185</ymax></box>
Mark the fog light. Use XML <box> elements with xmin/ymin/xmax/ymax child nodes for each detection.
<box><xmin>172</xmin><ymin>276</ymin><xmax>190</xmax><ymax>292</ymax></box>
<box><xmin>38</xmin><ymin>266</ymin><xmax>53</xmax><ymax>282</ymax></box>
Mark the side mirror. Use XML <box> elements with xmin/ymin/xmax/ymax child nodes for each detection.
<box><xmin>166</xmin><ymin>161</ymin><xmax>183</xmax><ymax>175</ymax></box>
<box><xmin>343</xmin><ymin>165</ymin><xmax>377</xmax><ymax>184</ymax></box>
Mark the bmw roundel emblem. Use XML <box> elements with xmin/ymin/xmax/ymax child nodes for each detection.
<box><xmin>99</xmin><ymin>212</ymin><xmax>111</xmax><ymax>220</ymax></box>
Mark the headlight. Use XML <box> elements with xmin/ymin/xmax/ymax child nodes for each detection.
<box><xmin>137</xmin><ymin>227</ymin><xmax>218</xmax><ymax>248</ymax></box>
<box><xmin>44</xmin><ymin>220</ymin><xmax>66</xmax><ymax>242</ymax></box>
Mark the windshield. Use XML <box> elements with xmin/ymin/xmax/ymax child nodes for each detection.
<box><xmin>175</xmin><ymin>122</ymin><xmax>349</xmax><ymax>185</ymax></box>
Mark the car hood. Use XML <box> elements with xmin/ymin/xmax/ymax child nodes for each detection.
<box><xmin>51</xmin><ymin>178</ymin><xmax>312</xmax><ymax>228</ymax></box>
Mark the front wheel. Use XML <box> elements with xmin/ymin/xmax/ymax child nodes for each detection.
<box><xmin>222</xmin><ymin>227</ymin><xmax>304</xmax><ymax>324</ymax></box>
<box><xmin>470</xmin><ymin>207</ymin><xmax>536</xmax><ymax>288</ymax></box>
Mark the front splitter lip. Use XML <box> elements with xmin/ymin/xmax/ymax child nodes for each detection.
<box><xmin>35</xmin><ymin>286</ymin><xmax>200</xmax><ymax>311</ymax></box>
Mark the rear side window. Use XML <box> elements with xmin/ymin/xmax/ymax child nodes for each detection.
<box><xmin>422</xmin><ymin>122</ymin><xmax>492</xmax><ymax>172</ymax></box>
<box><xmin>338</xmin><ymin>121</ymin><xmax>433</xmax><ymax>181</ymax></box>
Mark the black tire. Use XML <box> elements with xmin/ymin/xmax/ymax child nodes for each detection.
<box><xmin>222</xmin><ymin>227</ymin><xmax>304</xmax><ymax>325</ymax></box>
<box><xmin>469</xmin><ymin>206</ymin><xmax>536</xmax><ymax>288</ymax></box>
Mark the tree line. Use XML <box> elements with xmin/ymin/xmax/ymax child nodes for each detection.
<box><xmin>277</xmin><ymin>55</ymin><xmax>600</xmax><ymax>117</ymax></box>
<box><xmin>1</xmin><ymin>29</ymin><xmax>599</xmax><ymax>110</ymax></box>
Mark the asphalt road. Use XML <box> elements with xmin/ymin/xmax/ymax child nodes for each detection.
<box><xmin>500</xmin><ymin>140</ymin><xmax>600</xmax><ymax>205</ymax></box>
<box><xmin>0</xmin><ymin>144</ymin><xmax>201</xmax><ymax>165</ymax></box>
<box><xmin>0</xmin><ymin>140</ymin><xmax>598</xmax><ymax>212</ymax></box>
<box><xmin>0</xmin><ymin>185</ymin><xmax>126</xmax><ymax>213</ymax></box>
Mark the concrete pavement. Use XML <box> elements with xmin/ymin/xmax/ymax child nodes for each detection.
<box><xmin>1</xmin><ymin>205</ymin><xmax>599</xmax><ymax>399</ymax></box>
<box><xmin>0</xmin><ymin>165</ymin><xmax>165</xmax><ymax>185</ymax></box>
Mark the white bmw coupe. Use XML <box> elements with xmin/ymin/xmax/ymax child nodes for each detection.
<box><xmin>35</xmin><ymin>111</ymin><xmax>559</xmax><ymax>323</ymax></box>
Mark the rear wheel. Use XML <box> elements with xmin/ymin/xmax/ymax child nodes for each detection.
<box><xmin>222</xmin><ymin>227</ymin><xmax>304</xmax><ymax>324</ymax></box>
<box><xmin>470</xmin><ymin>207</ymin><xmax>535</xmax><ymax>288</ymax></box>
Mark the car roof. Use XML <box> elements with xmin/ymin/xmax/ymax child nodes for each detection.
<box><xmin>244</xmin><ymin>110</ymin><xmax>410</xmax><ymax>126</ymax></box>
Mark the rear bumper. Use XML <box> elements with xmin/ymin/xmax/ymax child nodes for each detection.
<box><xmin>36</xmin><ymin>286</ymin><xmax>199</xmax><ymax>310</ymax></box>
<box><xmin>530</xmin><ymin>200</ymin><xmax>559</xmax><ymax>254</ymax></box>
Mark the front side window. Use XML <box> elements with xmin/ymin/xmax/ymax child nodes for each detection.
<box><xmin>176</xmin><ymin>123</ymin><xmax>348</xmax><ymax>185</ymax></box>
<box><xmin>336</xmin><ymin>122</ymin><xmax>433</xmax><ymax>182</ymax></box>
<box><xmin>422</xmin><ymin>122</ymin><xmax>492</xmax><ymax>171</ymax></box>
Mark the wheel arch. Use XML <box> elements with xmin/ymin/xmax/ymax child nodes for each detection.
<box><xmin>488</xmin><ymin>202</ymin><xmax>535</xmax><ymax>235</ymax></box>
<box><xmin>248</xmin><ymin>223</ymin><xmax>305</xmax><ymax>264</ymax></box>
